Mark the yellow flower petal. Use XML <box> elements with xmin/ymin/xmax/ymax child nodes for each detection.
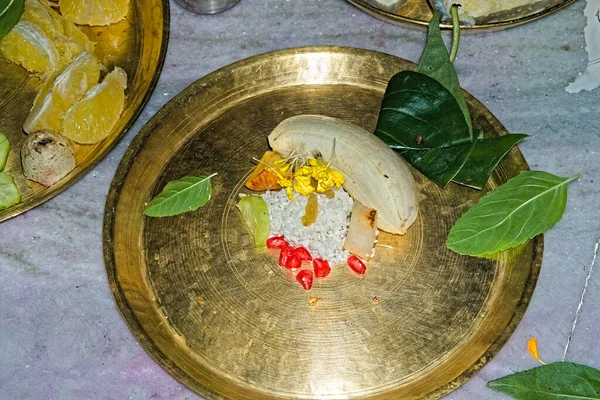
<box><xmin>527</xmin><ymin>337</ymin><xmax>545</xmax><ymax>364</ymax></box>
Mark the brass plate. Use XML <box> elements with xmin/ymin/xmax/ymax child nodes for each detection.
<box><xmin>104</xmin><ymin>47</ymin><xmax>542</xmax><ymax>399</ymax></box>
<box><xmin>0</xmin><ymin>0</ymin><xmax>169</xmax><ymax>222</ymax></box>
<box><xmin>347</xmin><ymin>0</ymin><xmax>576</xmax><ymax>30</ymax></box>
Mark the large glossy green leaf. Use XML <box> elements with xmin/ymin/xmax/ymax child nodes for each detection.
<box><xmin>144</xmin><ymin>174</ymin><xmax>216</xmax><ymax>217</ymax></box>
<box><xmin>452</xmin><ymin>134</ymin><xmax>527</xmax><ymax>189</ymax></box>
<box><xmin>0</xmin><ymin>0</ymin><xmax>25</xmax><ymax>41</ymax></box>
<box><xmin>0</xmin><ymin>133</ymin><xmax>10</xmax><ymax>171</ymax></box>
<box><xmin>417</xmin><ymin>10</ymin><xmax>472</xmax><ymax>138</ymax></box>
<box><xmin>374</xmin><ymin>12</ymin><xmax>525</xmax><ymax>189</ymax></box>
<box><xmin>375</xmin><ymin>71</ymin><xmax>471</xmax><ymax>151</ymax></box>
<box><xmin>447</xmin><ymin>171</ymin><xmax>578</xmax><ymax>256</ymax></box>
<box><xmin>402</xmin><ymin>139</ymin><xmax>476</xmax><ymax>187</ymax></box>
<box><xmin>488</xmin><ymin>362</ymin><xmax>600</xmax><ymax>399</ymax></box>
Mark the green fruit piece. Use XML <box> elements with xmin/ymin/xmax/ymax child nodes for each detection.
<box><xmin>0</xmin><ymin>133</ymin><xmax>9</xmax><ymax>171</ymax></box>
<box><xmin>236</xmin><ymin>195</ymin><xmax>270</xmax><ymax>247</ymax></box>
<box><xmin>0</xmin><ymin>172</ymin><xmax>21</xmax><ymax>210</ymax></box>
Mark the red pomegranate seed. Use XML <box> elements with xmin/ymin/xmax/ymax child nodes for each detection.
<box><xmin>313</xmin><ymin>258</ymin><xmax>331</xmax><ymax>278</ymax></box>
<box><xmin>296</xmin><ymin>270</ymin><xmax>313</xmax><ymax>290</ymax></box>
<box><xmin>266</xmin><ymin>236</ymin><xmax>288</xmax><ymax>249</ymax></box>
<box><xmin>285</xmin><ymin>254</ymin><xmax>301</xmax><ymax>270</ymax></box>
<box><xmin>294</xmin><ymin>247</ymin><xmax>312</xmax><ymax>261</ymax></box>
<box><xmin>347</xmin><ymin>255</ymin><xmax>366</xmax><ymax>274</ymax></box>
<box><xmin>279</xmin><ymin>246</ymin><xmax>293</xmax><ymax>267</ymax></box>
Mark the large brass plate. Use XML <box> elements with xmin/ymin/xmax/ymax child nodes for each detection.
<box><xmin>104</xmin><ymin>47</ymin><xmax>542</xmax><ymax>399</ymax></box>
<box><xmin>0</xmin><ymin>0</ymin><xmax>169</xmax><ymax>222</ymax></box>
<box><xmin>347</xmin><ymin>0</ymin><xmax>576</xmax><ymax>30</ymax></box>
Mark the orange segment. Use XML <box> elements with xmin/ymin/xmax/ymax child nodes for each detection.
<box><xmin>53</xmin><ymin>36</ymin><xmax>86</xmax><ymax>71</ymax></box>
<box><xmin>23</xmin><ymin>0</ymin><xmax>95</xmax><ymax>55</ymax></box>
<box><xmin>25</xmin><ymin>52</ymin><xmax>104</xmax><ymax>134</ymax></box>
<box><xmin>61</xmin><ymin>18</ymin><xmax>95</xmax><ymax>54</ymax></box>
<box><xmin>62</xmin><ymin>67</ymin><xmax>127</xmax><ymax>144</ymax></box>
<box><xmin>0</xmin><ymin>21</ymin><xmax>59</xmax><ymax>74</ymax></box>
<box><xmin>21</xmin><ymin>0</ymin><xmax>64</xmax><ymax>38</ymax></box>
<box><xmin>59</xmin><ymin>0</ymin><xmax>130</xmax><ymax>26</ymax></box>
<box><xmin>52</xmin><ymin>52</ymin><xmax>104</xmax><ymax>108</ymax></box>
<box><xmin>23</xmin><ymin>90</ymin><xmax>64</xmax><ymax>133</ymax></box>
<box><xmin>28</xmin><ymin>0</ymin><xmax>96</xmax><ymax>55</ymax></box>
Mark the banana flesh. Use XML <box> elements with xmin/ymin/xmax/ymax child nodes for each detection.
<box><xmin>268</xmin><ymin>115</ymin><xmax>418</xmax><ymax>235</ymax></box>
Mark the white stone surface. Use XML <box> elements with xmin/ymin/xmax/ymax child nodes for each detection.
<box><xmin>1</xmin><ymin>1</ymin><xmax>598</xmax><ymax>399</ymax></box>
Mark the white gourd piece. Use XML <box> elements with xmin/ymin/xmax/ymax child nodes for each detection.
<box><xmin>21</xmin><ymin>130</ymin><xmax>76</xmax><ymax>186</ymax></box>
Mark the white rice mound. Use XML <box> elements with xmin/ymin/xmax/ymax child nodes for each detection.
<box><xmin>261</xmin><ymin>189</ymin><xmax>353</xmax><ymax>264</ymax></box>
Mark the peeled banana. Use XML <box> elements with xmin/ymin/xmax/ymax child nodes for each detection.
<box><xmin>268</xmin><ymin>115</ymin><xmax>418</xmax><ymax>235</ymax></box>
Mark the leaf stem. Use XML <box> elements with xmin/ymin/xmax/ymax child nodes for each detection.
<box><xmin>566</xmin><ymin>173</ymin><xmax>581</xmax><ymax>183</ymax></box>
<box><xmin>449</xmin><ymin>4</ymin><xmax>460</xmax><ymax>63</ymax></box>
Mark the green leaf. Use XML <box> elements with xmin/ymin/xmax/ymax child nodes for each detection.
<box><xmin>0</xmin><ymin>0</ymin><xmax>25</xmax><ymax>41</ymax></box>
<box><xmin>375</xmin><ymin>12</ymin><xmax>525</xmax><ymax>189</ymax></box>
<box><xmin>144</xmin><ymin>174</ymin><xmax>216</xmax><ymax>217</ymax></box>
<box><xmin>488</xmin><ymin>362</ymin><xmax>600</xmax><ymax>399</ymax></box>
<box><xmin>452</xmin><ymin>133</ymin><xmax>528</xmax><ymax>189</ymax></box>
<box><xmin>417</xmin><ymin>10</ymin><xmax>472</xmax><ymax>138</ymax></box>
<box><xmin>0</xmin><ymin>133</ymin><xmax>10</xmax><ymax>172</ymax></box>
<box><xmin>402</xmin><ymin>139</ymin><xmax>476</xmax><ymax>187</ymax></box>
<box><xmin>0</xmin><ymin>172</ymin><xmax>20</xmax><ymax>210</ymax></box>
<box><xmin>447</xmin><ymin>171</ymin><xmax>578</xmax><ymax>256</ymax></box>
<box><xmin>375</xmin><ymin>70</ymin><xmax>471</xmax><ymax>151</ymax></box>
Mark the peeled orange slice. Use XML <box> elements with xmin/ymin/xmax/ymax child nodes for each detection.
<box><xmin>61</xmin><ymin>18</ymin><xmax>95</xmax><ymax>54</ymax></box>
<box><xmin>0</xmin><ymin>21</ymin><xmax>58</xmax><ymax>74</ymax></box>
<box><xmin>62</xmin><ymin>67</ymin><xmax>127</xmax><ymax>144</ymax></box>
<box><xmin>21</xmin><ymin>0</ymin><xmax>64</xmax><ymax>39</ymax></box>
<box><xmin>23</xmin><ymin>89</ymin><xmax>64</xmax><ymax>133</ymax></box>
<box><xmin>59</xmin><ymin>0</ymin><xmax>130</xmax><ymax>26</ymax></box>
<box><xmin>22</xmin><ymin>0</ymin><xmax>95</xmax><ymax>63</ymax></box>
<box><xmin>53</xmin><ymin>36</ymin><xmax>86</xmax><ymax>71</ymax></box>
<box><xmin>24</xmin><ymin>52</ymin><xmax>104</xmax><ymax>134</ymax></box>
<box><xmin>52</xmin><ymin>52</ymin><xmax>104</xmax><ymax>108</ymax></box>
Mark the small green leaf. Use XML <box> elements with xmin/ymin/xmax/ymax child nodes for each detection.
<box><xmin>144</xmin><ymin>174</ymin><xmax>216</xmax><ymax>217</ymax></box>
<box><xmin>488</xmin><ymin>362</ymin><xmax>600</xmax><ymax>399</ymax></box>
<box><xmin>417</xmin><ymin>10</ymin><xmax>472</xmax><ymax>138</ymax></box>
<box><xmin>452</xmin><ymin>134</ymin><xmax>528</xmax><ymax>189</ymax></box>
<box><xmin>0</xmin><ymin>0</ymin><xmax>25</xmax><ymax>41</ymax></box>
<box><xmin>0</xmin><ymin>133</ymin><xmax>10</xmax><ymax>171</ymax></box>
<box><xmin>447</xmin><ymin>171</ymin><xmax>578</xmax><ymax>256</ymax></box>
<box><xmin>375</xmin><ymin>71</ymin><xmax>471</xmax><ymax>151</ymax></box>
<box><xmin>0</xmin><ymin>172</ymin><xmax>21</xmax><ymax>210</ymax></box>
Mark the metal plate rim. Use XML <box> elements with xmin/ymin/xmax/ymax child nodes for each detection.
<box><xmin>346</xmin><ymin>0</ymin><xmax>577</xmax><ymax>31</ymax></box>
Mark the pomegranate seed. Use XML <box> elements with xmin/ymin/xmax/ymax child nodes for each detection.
<box><xmin>285</xmin><ymin>254</ymin><xmax>301</xmax><ymax>270</ymax></box>
<box><xmin>294</xmin><ymin>247</ymin><xmax>312</xmax><ymax>261</ymax></box>
<box><xmin>296</xmin><ymin>270</ymin><xmax>313</xmax><ymax>290</ymax></box>
<box><xmin>267</xmin><ymin>236</ymin><xmax>288</xmax><ymax>249</ymax></box>
<box><xmin>347</xmin><ymin>255</ymin><xmax>366</xmax><ymax>274</ymax></box>
<box><xmin>279</xmin><ymin>246</ymin><xmax>293</xmax><ymax>267</ymax></box>
<box><xmin>313</xmin><ymin>258</ymin><xmax>331</xmax><ymax>278</ymax></box>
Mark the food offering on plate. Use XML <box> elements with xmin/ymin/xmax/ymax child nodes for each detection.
<box><xmin>0</xmin><ymin>0</ymin><xmax>129</xmax><ymax>208</ymax></box>
<box><xmin>430</xmin><ymin>0</ymin><xmax>552</xmax><ymax>25</ymax></box>
<box><xmin>237</xmin><ymin>114</ymin><xmax>419</xmax><ymax>290</ymax></box>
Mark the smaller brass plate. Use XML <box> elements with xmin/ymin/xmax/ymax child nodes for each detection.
<box><xmin>346</xmin><ymin>0</ymin><xmax>576</xmax><ymax>30</ymax></box>
<box><xmin>104</xmin><ymin>47</ymin><xmax>542</xmax><ymax>399</ymax></box>
<box><xmin>0</xmin><ymin>0</ymin><xmax>169</xmax><ymax>222</ymax></box>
